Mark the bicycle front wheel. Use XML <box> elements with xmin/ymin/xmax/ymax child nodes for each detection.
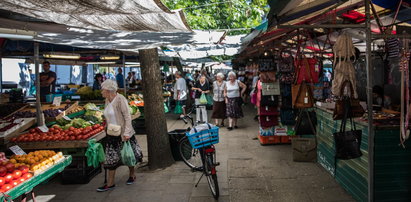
<box><xmin>178</xmin><ymin>136</ymin><xmax>202</xmax><ymax>170</ymax></box>
<box><xmin>204</xmin><ymin>153</ymin><xmax>219</xmax><ymax>199</ymax></box>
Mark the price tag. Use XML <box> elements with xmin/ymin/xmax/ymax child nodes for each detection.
<box><xmin>13</xmin><ymin>119</ymin><xmax>24</xmax><ymax>124</ymax></box>
<box><xmin>9</xmin><ymin>145</ymin><xmax>26</xmax><ymax>155</ymax></box>
<box><xmin>37</xmin><ymin>125</ymin><xmax>49</xmax><ymax>133</ymax></box>
<box><xmin>63</xmin><ymin>116</ymin><xmax>71</xmax><ymax>121</ymax></box>
<box><xmin>52</xmin><ymin>96</ymin><xmax>62</xmax><ymax>107</ymax></box>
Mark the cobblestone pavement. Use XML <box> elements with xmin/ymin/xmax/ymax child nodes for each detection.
<box><xmin>29</xmin><ymin>106</ymin><xmax>354</xmax><ymax>202</ymax></box>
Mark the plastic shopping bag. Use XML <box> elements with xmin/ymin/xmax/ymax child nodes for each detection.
<box><xmin>174</xmin><ymin>101</ymin><xmax>183</xmax><ymax>114</ymax></box>
<box><xmin>121</xmin><ymin>141</ymin><xmax>137</xmax><ymax>167</ymax></box>
<box><xmin>164</xmin><ymin>102</ymin><xmax>169</xmax><ymax>113</ymax></box>
<box><xmin>199</xmin><ymin>94</ymin><xmax>208</xmax><ymax>104</ymax></box>
<box><xmin>85</xmin><ymin>139</ymin><xmax>105</xmax><ymax>168</ymax></box>
<box><xmin>206</xmin><ymin>94</ymin><xmax>213</xmax><ymax>106</ymax></box>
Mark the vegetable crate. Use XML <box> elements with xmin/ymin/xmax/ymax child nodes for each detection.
<box><xmin>258</xmin><ymin>134</ymin><xmax>293</xmax><ymax>145</ymax></box>
<box><xmin>61</xmin><ymin>156</ymin><xmax>101</xmax><ymax>184</ymax></box>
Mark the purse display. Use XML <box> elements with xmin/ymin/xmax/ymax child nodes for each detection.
<box><xmin>295</xmin><ymin>111</ymin><xmax>317</xmax><ymax>136</ymax></box>
<box><xmin>292</xmin><ymin>82</ymin><xmax>314</xmax><ymax>108</ymax></box>
<box><xmin>107</xmin><ymin>124</ymin><xmax>122</xmax><ymax>136</ymax></box>
<box><xmin>260</xmin><ymin>95</ymin><xmax>279</xmax><ymax>107</ymax></box>
<box><xmin>260</xmin><ymin>72</ymin><xmax>276</xmax><ymax>83</ymax></box>
<box><xmin>259</xmin><ymin>115</ymin><xmax>279</xmax><ymax>128</ymax></box>
<box><xmin>279</xmin><ymin>72</ymin><xmax>295</xmax><ymax>84</ymax></box>
<box><xmin>295</xmin><ymin>57</ymin><xmax>320</xmax><ymax>84</ymax></box>
<box><xmin>279</xmin><ymin>50</ymin><xmax>294</xmax><ymax>73</ymax></box>
<box><xmin>333</xmin><ymin>81</ymin><xmax>365</xmax><ymax>120</ymax></box>
<box><xmin>333</xmin><ymin>101</ymin><xmax>363</xmax><ymax>160</ymax></box>
<box><xmin>261</xmin><ymin>82</ymin><xmax>280</xmax><ymax>96</ymax></box>
<box><xmin>259</xmin><ymin>58</ymin><xmax>276</xmax><ymax>72</ymax></box>
<box><xmin>292</xmin><ymin>137</ymin><xmax>317</xmax><ymax>162</ymax></box>
<box><xmin>259</xmin><ymin>105</ymin><xmax>279</xmax><ymax>116</ymax></box>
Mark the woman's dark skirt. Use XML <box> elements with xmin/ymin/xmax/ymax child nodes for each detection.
<box><xmin>103</xmin><ymin>135</ymin><xmax>142</xmax><ymax>170</ymax></box>
<box><xmin>211</xmin><ymin>101</ymin><xmax>227</xmax><ymax>119</ymax></box>
<box><xmin>226</xmin><ymin>97</ymin><xmax>243</xmax><ymax>118</ymax></box>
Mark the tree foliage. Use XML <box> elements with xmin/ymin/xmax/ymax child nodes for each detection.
<box><xmin>162</xmin><ymin>0</ymin><xmax>269</xmax><ymax>35</ymax></box>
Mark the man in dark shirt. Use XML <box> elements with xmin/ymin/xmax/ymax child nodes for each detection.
<box><xmin>39</xmin><ymin>61</ymin><xmax>56</xmax><ymax>102</ymax></box>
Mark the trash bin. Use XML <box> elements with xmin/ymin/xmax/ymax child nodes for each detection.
<box><xmin>169</xmin><ymin>129</ymin><xmax>189</xmax><ymax>161</ymax></box>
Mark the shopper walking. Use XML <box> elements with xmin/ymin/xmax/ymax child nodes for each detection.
<box><xmin>97</xmin><ymin>79</ymin><xmax>142</xmax><ymax>192</ymax></box>
<box><xmin>174</xmin><ymin>71</ymin><xmax>188</xmax><ymax>118</ymax></box>
<box><xmin>224</xmin><ymin>71</ymin><xmax>247</xmax><ymax>130</ymax></box>
<box><xmin>192</xmin><ymin>75</ymin><xmax>211</xmax><ymax>123</ymax></box>
<box><xmin>211</xmin><ymin>73</ymin><xmax>227</xmax><ymax>126</ymax></box>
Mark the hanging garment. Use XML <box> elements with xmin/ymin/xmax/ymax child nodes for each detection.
<box><xmin>400</xmin><ymin>39</ymin><xmax>410</xmax><ymax>145</ymax></box>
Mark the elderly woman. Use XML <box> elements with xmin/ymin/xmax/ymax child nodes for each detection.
<box><xmin>97</xmin><ymin>80</ymin><xmax>142</xmax><ymax>192</ymax></box>
<box><xmin>192</xmin><ymin>75</ymin><xmax>211</xmax><ymax>123</ymax></box>
<box><xmin>224</xmin><ymin>71</ymin><xmax>247</xmax><ymax>130</ymax></box>
<box><xmin>211</xmin><ymin>73</ymin><xmax>227</xmax><ymax>126</ymax></box>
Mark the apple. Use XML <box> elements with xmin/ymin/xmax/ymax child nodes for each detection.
<box><xmin>0</xmin><ymin>166</ymin><xmax>7</xmax><ymax>177</ymax></box>
<box><xmin>4</xmin><ymin>174</ymin><xmax>13</xmax><ymax>183</ymax></box>
<box><xmin>22</xmin><ymin>173</ymin><xmax>33</xmax><ymax>180</ymax></box>
<box><xmin>18</xmin><ymin>166</ymin><xmax>29</xmax><ymax>174</ymax></box>
<box><xmin>0</xmin><ymin>177</ymin><xmax>5</xmax><ymax>186</ymax></box>
<box><xmin>5</xmin><ymin>163</ymin><xmax>15</xmax><ymax>173</ymax></box>
<box><xmin>12</xmin><ymin>170</ymin><xmax>22</xmax><ymax>179</ymax></box>
<box><xmin>1</xmin><ymin>184</ymin><xmax>12</xmax><ymax>191</ymax></box>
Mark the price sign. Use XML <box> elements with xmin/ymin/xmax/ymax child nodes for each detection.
<box><xmin>37</xmin><ymin>125</ymin><xmax>49</xmax><ymax>133</ymax></box>
<box><xmin>13</xmin><ymin>119</ymin><xmax>24</xmax><ymax>124</ymax></box>
<box><xmin>9</xmin><ymin>145</ymin><xmax>26</xmax><ymax>155</ymax></box>
<box><xmin>52</xmin><ymin>96</ymin><xmax>62</xmax><ymax>107</ymax></box>
<box><xmin>63</xmin><ymin>116</ymin><xmax>71</xmax><ymax>121</ymax></box>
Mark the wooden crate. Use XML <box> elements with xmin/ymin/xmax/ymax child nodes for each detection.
<box><xmin>8</xmin><ymin>131</ymin><xmax>106</xmax><ymax>149</ymax></box>
<box><xmin>0</xmin><ymin>118</ymin><xmax>36</xmax><ymax>145</ymax></box>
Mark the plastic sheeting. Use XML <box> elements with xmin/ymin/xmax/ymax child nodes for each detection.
<box><xmin>0</xmin><ymin>0</ymin><xmax>190</xmax><ymax>32</ymax></box>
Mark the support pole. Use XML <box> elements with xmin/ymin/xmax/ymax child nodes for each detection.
<box><xmin>0</xmin><ymin>51</ymin><xmax>2</xmax><ymax>94</ymax></box>
<box><xmin>122</xmin><ymin>54</ymin><xmax>127</xmax><ymax>96</ymax></box>
<box><xmin>34</xmin><ymin>42</ymin><xmax>44</xmax><ymax>126</ymax></box>
<box><xmin>365</xmin><ymin>0</ymin><xmax>374</xmax><ymax>201</ymax></box>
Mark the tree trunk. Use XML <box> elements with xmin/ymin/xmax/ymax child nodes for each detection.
<box><xmin>139</xmin><ymin>48</ymin><xmax>174</xmax><ymax>169</ymax></box>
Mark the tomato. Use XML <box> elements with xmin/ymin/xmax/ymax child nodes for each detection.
<box><xmin>64</xmin><ymin>136</ymin><xmax>70</xmax><ymax>141</ymax></box>
<box><xmin>12</xmin><ymin>170</ymin><xmax>22</xmax><ymax>179</ymax></box>
<box><xmin>1</xmin><ymin>184</ymin><xmax>12</xmax><ymax>191</ymax></box>
<box><xmin>17</xmin><ymin>166</ymin><xmax>29</xmax><ymax>174</ymax></box>
<box><xmin>69</xmin><ymin>127</ymin><xmax>75</xmax><ymax>131</ymax></box>
<box><xmin>10</xmin><ymin>138</ymin><xmax>17</xmax><ymax>142</ymax></box>
<box><xmin>70</xmin><ymin>136</ymin><xmax>75</xmax><ymax>141</ymax></box>
<box><xmin>4</xmin><ymin>174</ymin><xmax>13</xmax><ymax>183</ymax></box>
<box><xmin>22</xmin><ymin>173</ymin><xmax>32</xmax><ymax>180</ymax></box>
<box><xmin>29</xmin><ymin>129</ymin><xmax>36</xmax><ymax>133</ymax></box>
<box><xmin>18</xmin><ymin>177</ymin><xmax>25</xmax><ymax>183</ymax></box>
<box><xmin>76</xmin><ymin>136</ymin><xmax>82</xmax><ymax>140</ymax></box>
<box><xmin>49</xmin><ymin>128</ymin><xmax>54</xmax><ymax>133</ymax></box>
<box><xmin>0</xmin><ymin>177</ymin><xmax>5</xmax><ymax>186</ymax></box>
<box><xmin>68</xmin><ymin>131</ymin><xmax>74</xmax><ymax>136</ymax></box>
<box><xmin>10</xmin><ymin>180</ymin><xmax>19</xmax><ymax>187</ymax></box>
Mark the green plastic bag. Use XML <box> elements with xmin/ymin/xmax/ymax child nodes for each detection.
<box><xmin>199</xmin><ymin>94</ymin><xmax>208</xmax><ymax>104</ymax></box>
<box><xmin>206</xmin><ymin>94</ymin><xmax>213</xmax><ymax>105</ymax></box>
<box><xmin>121</xmin><ymin>141</ymin><xmax>137</xmax><ymax>167</ymax></box>
<box><xmin>85</xmin><ymin>139</ymin><xmax>105</xmax><ymax>168</ymax></box>
<box><xmin>174</xmin><ymin>101</ymin><xmax>183</xmax><ymax>114</ymax></box>
<box><xmin>164</xmin><ymin>102</ymin><xmax>169</xmax><ymax>113</ymax></box>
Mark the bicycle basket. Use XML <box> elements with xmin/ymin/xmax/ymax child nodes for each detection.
<box><xmin>186</xmin><ymin>126</ymin><xmax>219</xmax><ymax>149</ymax></box>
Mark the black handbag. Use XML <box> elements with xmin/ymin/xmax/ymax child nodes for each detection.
<box><xmin>260</xmin><ymin>95</ymin><xmax>279</xmax><ymax>107</ymax></box>
<box><xmin>333</xmin><ymin>99</ymin><xmax>363</xmax><ymax>160</ymax></box>
<box><xmin>295</xmin><ymin>110</ymin><xmax>317</xmax><ymax>135</ymax></box>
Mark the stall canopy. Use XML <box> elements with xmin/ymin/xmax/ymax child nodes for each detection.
<box><xmin>0</xmin><ymin>0</ymin><xmax>190</xmax><ymax>32</ymax></box>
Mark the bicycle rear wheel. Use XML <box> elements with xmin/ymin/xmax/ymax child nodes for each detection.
<box><xmin>204</xmin><ymin>152</ymin><xmax>219</xmax><ymax>199</ymax></box>
<box><xmin>178</xmin><ymin>136</ymin><xmax>202</xmax><ymax>170</ymax></box>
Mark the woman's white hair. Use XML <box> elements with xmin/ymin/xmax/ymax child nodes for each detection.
<box><xmin>101</xmin><ymin>79</ymin><xmax>118</xmax><ymax>91</ymax></box>
<box><xmin>228</xmin><ymin>71</ymin><xmax>236</xmax><ymax>79</ymax></box>
<box><xmin>216</xmin><ymin>72</ymin><xmax>225</xmax><ymax>79</ymax></box>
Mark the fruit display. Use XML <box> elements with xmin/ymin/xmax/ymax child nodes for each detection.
<box><xmin>9</xmin><ymin>150</ymin><xmax>64</xmax><ymax>175</ymax></box>
<box><xmin>0</xmin><ymin>161</ymin><xmax>32</xmax><ymax>193</ymax></box>
<box><xmin>68</xmin><ymin>105</ymin><xmax>84</xmax><ymax>114</ymax></box>
<box><xmin>10</xmin><ymin>124</ymin><xmax>104</xmax><ymax>143</ymax></box>
<box><xmin>76</xmin><ymin>87</ymin><xmax>103</xmax><ymax>100</ymax></box>
<box><xmin>0</xmin><ymin>104</ymin><xmax>27</xmax><ymax>118</ymax></box>
<box><xmin>128</xmin><ymin>94</ymin><xmax>144</xmax><ymax>107</ymax></box>
<box><xmin>13</xmin><ymin>104</ymin><xmax>71</xmax><ymax>119</ymax></box>
<box><xmin>0</xmin><ymin>118</ymin><xmax>35</xmax><ymax>136</ymax></box>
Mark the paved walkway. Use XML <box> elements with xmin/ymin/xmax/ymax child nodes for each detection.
<box><xmin>30</xmin><ymin>106</ymin><xmax>354</xmax><ymax>202</ymax></box>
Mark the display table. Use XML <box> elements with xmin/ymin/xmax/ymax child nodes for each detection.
<box><xmin>315</xmin><ymin>107</ymin><xmax>411</xmax><ymax>202</ymax></box>
<box><xmin>0</xmin><ymin>156</ymin><xmax>72</xmax><ymax>201</ymax></box>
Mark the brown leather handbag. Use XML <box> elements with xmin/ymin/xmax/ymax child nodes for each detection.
<box><xmin>333</xmin><ymin>80</ymin><xmax>365</xmax><ymax>120</ymax></box>
<box><xmin>292</xmin><ymin>82</ymin><xmax>314</xmax><ymax>108</ymax></box>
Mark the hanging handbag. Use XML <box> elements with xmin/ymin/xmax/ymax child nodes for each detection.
<box><xmin>260</xmin><ymin>72</ymin><xmax>276</xmax><ymax>83</ymax></box>
<box><xmin>295</xmin><ymin>111</ymin><xmax>317</xmax><ymax>135</ymax></box>
<box><xmin>261</xmin><ymin>81</ymin><xmax>280</xmax><ymax>96</ymax></box>
<box><xmin>260</xmin><ymin>95</ymin><xmax>279</xmax><ymax>107</ymax></box>
<box><xmin>259</xmin><ymin>115</ymin><xmax>279</xmax><ymax>128</ymax></box>
<box><xmin>333</xmin><ymin>81</ymin><xmax>365</xmax><ymax>120</ymax></box>
<box><xmin>279</xmin><ymin>72</ymin><xmax>295</xmax><ymax>84</ymax></box>
<box><xmin>279</xmin><ymin>50</ymin><xmax>294</xmax><ymax>73</ymax></box>
<box><xmin>259</xmin><ymin>105</ymin><xmax>279</xmax><ymax>116</ymax></box>
<box><xmin>333</xmin><ymin>100</ymin><xmax>363</xmax><ymax>160</ymax></box>
<box><xmin>295</xmin><ymin>57</ymin><xmax>320</xmax><ymax>84</ymax></box>
<box><xmin>107</xmin><ymin>124</ymin><xmax>122</xmax><ymax>136</ymax></box>
<box><xmin>259</xmin><ymin>58</ymin><xmax>276</xmax><ymax>72</ymax></box>
<box><xmin>292</xmin><ymin>82</ymin><xmax>314</xmax><ymax>108</ymax></box>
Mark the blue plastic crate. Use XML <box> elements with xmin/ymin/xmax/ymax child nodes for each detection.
<box><xmin>186</xmin><ymin>127</ymin><xmax>219</xmax><ymax>149</ymax></box>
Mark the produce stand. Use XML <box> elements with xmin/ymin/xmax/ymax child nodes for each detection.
<box><xmin>8</xmin><ymin>131</ymin><xmax>106</xmax><ymax>150</ymax></box>
<box><xmin>0</xmin><ymin>104</ymin><xmax>29</xmax><ymax>119</ymax></box>
<box><xmin>315</xmin><ymin>107</ymin><xmax>411</xmax><ymax>202</ymax></box>
<box><xmin>0</xmin><ymin>155</ymin><xmax>72</xmax><ymax>201</ymax></box>
<box><xmin>0</xmin><ymin>118</ymin><xmax>36</xmax><ymax>145</ymax></box>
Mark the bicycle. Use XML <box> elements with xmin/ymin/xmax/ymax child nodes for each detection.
<box><xmin>178</xmin><ymin>115</ymin><xmax>220</xmax><ymax>199</ymax></box>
